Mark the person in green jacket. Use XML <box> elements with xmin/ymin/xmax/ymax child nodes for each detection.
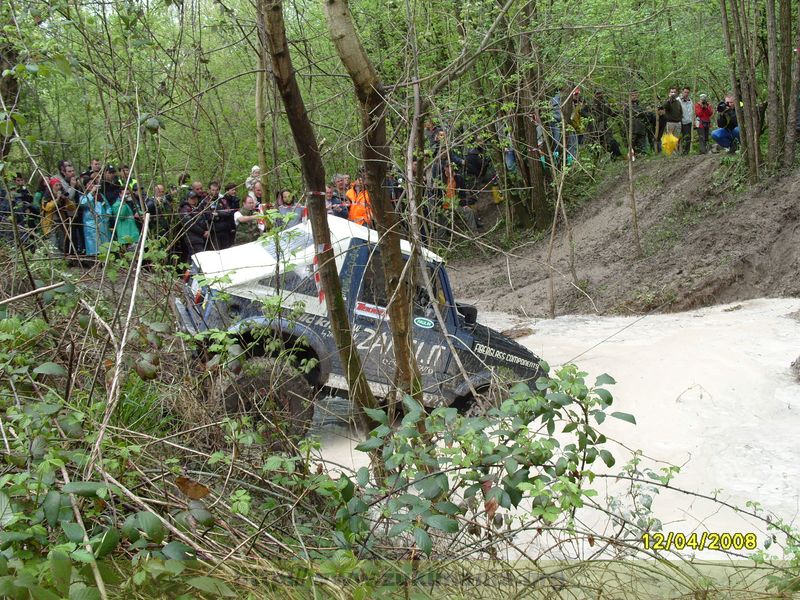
<box><xmin>111</xmin><ymin>188</ymin><xmax>140</xmax><ymax>250</ymax></box>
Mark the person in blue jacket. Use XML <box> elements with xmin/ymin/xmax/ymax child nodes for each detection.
<box><xmin>80</xmin><ymin>177</ymin><xmax>113</xmax><ymax>256</ymax></box>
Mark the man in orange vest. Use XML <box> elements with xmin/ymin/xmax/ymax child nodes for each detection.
<box><xmin>346</xmin><ymin>175</ymin><xmax>373</xmax><ymax>227</ymax></box>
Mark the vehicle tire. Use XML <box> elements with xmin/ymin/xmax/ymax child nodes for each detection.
<box><xmin>461</xmin><ymin>379</ymin><xmax>509</xmax><ymax>418</ymax></box>
<box><xmin>215</xmin><ymin>356</ymin><xmax>315</xmax><ymax>440</ymax></box>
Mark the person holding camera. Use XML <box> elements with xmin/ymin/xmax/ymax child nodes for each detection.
<box><xmin>710</xmin><ymin>94</ymin><xmax>740</xmax><ymax>153</ymax></box>
<box><xmin>694</xmin><ymin>94</ymin><xmax>715</xmax><ymax>154</ymax></box>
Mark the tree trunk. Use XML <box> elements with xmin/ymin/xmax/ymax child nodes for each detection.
<box><xmin>260</xmin><ymin>0</ymin><xmax>379</xmax><ymax>429</ymax></box>
<box><xmin>254</xmin><ymin>49</ymin><xmax>269</xmax><ymax>189</ymax></box>
<box><xmin>765</xmin><ymin>0</ymin><xmax>783</xmax><ymax>166</ymax></box>
<box><xmin>0</xmin><ymin>41</ymin><xmax>20</xmax><ymax>161</ymax></box>
<box><xmin>782</xmin><ymin>5</ymin><xmax>800</xmax><ymax>167</ymax></box>
<box><xmin>323</xmin><ymin>0</ymin><xmax>423</xmax><ymax>405</ymax></box>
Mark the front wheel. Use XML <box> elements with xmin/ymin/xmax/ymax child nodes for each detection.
<box><xmin>213</xmin><ymin>356</ymin><xmax>316</xmax><ymax>441</ymax></box>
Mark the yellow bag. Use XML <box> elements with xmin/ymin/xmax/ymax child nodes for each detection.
<box><xmin>662</xmin><ymin>132</ymin><xmax>679</xmax><ymax>156</ymax></box>
<box><xmin>491</xmin><ymin>185</ymin><xmax>503</xmax><ymax>204</ymax></box>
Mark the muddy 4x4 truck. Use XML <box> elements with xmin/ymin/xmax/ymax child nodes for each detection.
<box><xmin>174</xmin><ymin>216</ymin><xmax>543</xmax><ymax>428</ymax></box>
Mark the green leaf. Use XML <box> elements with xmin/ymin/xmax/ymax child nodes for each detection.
<box><xmin>69</xmin><ymin>585</ymin><xmax>101</xmax><ymax>600</ymax></box>
<box><xmin>594</xmin><ymin>411</ymin><xmax>606</xmax><ymax>425</ymax></box>
<box><xmin>595</xmin><ymin>389</ymin><xmax>613</xmax><ymax>405</ymax></box>
<box><xmin>162</xmin><ymin>541</ymin><xmax>194</xmax><ymax>561</ymax></box>
<box><xmin>187</xmin><ymin>576</ymin><xmax>236</xmax><ymax>597</ymax></box>
<box><xmin>610</xmin><ymin>411</ymin><xmax>636</xmax><ymax>425</ymax></box>
<box><xmin>50</xmin><ymin>550</ymin><xmax>72</xmax><ymax>595</ymax></box>
<box><xmin>33</xmin><ymin>362</ymin><xmax>67</xmax><ymax>376</ymax></box>
<box><xmin>412</xmin><ymin>527</ymin><xmax>432</xmax><ymax>556</ymax></box>
<box><xmin>599</xmin><ymin>449</ymin><xmax>616</xmax><ymax>468</ymax></box>
<box><xmin>52</xmin><ymin>54</ymin><xmax>73</xmax><ymax>76</ymax></box>
<box><xmin>135</xmin><ymin>511</ymin><xmax>165</xmax><ymax>544</ymax></box>
<box><xmin>594</xmin><ymin>373</ymin><xmax>616</xmax><ymax>386</ymax></box>
<box><xmin>121</xmin><ymin>515</ymin><xmax>140</xmax><ymax>541</ymax></box>
<box><xmin>29</xmin><ymin>586</ymin><xmax>60</xmax><ymax>600</ymax></box>
<box><xmin>92</xmin><ymin>527</ymin><xmax>120</xmax><ymax>558</ymax></box>
<box><xmin>363</xmin><ymin>407</ymin><xmax>387</xmax><ymax>425</ymax></box>
<box><xmin>354</xmin><ymin>436</ymin><xmax>383</xmax><ymax>452</ymax></box>
<box><xmin>0</xmin><ymin>492</ymin><xmax>13</xmax><ymax>527</ymax></box>
<box><xmin>433</xmin><ymin>501</ymin><xmax>461</xmax><ymax>515</ymax></box>
<box><xmin>423</xmin><ymin>515</ymin><xmax>459</xmax><ymax>533</ymax></box>
<box><xmin>70</xmin><ymin>549</ymin><xmax>94</xmax><ymax>563</ymax></box>
<box><xmin>62</xmin><ymin>522</ymin><xmax>85</xmax><ymax>544</ymax></box>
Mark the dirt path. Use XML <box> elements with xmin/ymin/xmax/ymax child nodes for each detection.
<box><xmin>449</xmin><ymin>157</ymin><xmax>800</xmax><ymax>317</ymax></box>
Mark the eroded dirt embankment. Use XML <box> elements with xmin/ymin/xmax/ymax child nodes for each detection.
<box><xmin>449</xmin><ymin>157</ymin><xmax>800</xmax><ymax>317</ymax></box>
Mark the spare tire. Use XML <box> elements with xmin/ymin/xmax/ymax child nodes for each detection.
<box><xmin>216</xmin><ymin>356</ymin><xmax>315</xmax><ymax>440</ymax></box>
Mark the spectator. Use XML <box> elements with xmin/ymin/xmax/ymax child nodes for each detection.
<box><xmin>233</xmin><ymin>194</ymin><xmax>262</xmax><ymax>244</ymax></box>
<box><xmin>57</xmin><ymin>159</ymin><xmax>84</xmax><ymax>254</ymax></box>
<box><xmin>177</xmin><ymin>173</ymin><xmax>191</xmax><ymax>204</ymax></box>
<box><xmin>209</xmin><ymin>187</ymin><xmax>236</xmax><ymax>250</ymax></box>
<box><xmin>430</xmin><ymin>129</ymin><xmax>463</xmax><ymax>183</ymax></box>
<box><xmin>678</xmin><ymin>87</ymin><xmax>694</xmax><ymax>154</ymax></box>
<box><xmin>443</xmin><ymin>164</ymin><xmax>478</xmax><ymax>234</ymax></box>
<box><xmin>79</xmin><ymin>176</ymin><xmax>112</xmax><ymax>257</ymax></box>
<box><xmin>81</xmin><ymin>158</ymin><xmax>101</xmax><ymax>186</ymax></box>
<box><xmin>100</xmin><ymin>165</ymin><xmax>122</xmax><ymax>205</ymax></box>
<box><xmin>589</xmin><ymin>91</ymin><xmax>622</xmax><ymax>158</ymax></box>
<box><xmin>711</xmin><ymin>94</ymin><xmax>740</xmax><ymax>153</ymax></box>
<box><xmin>694</xmin><ymin>93</ymin><xmax>714</xmax><ymax>154</ymax></box>
<box><xmin>464</xmin><ymin>143</ymin><xmax>494</xmax><ymax>189</ymax></box>
<box><xmin>179</xmin><ymin>191</ymin><xmax>209</xmax><ymax>258</ymax></box>
<box><xmin>549</xmin><ymin>86</ymin><xmax>581</xmax><ymax>161</ymax></box>
<box><xmin>222</xmin><ymin>182</ymin><xmax>240</xmax><ymax>210</ymax></box>
<box><xmin>11</xmin><ymin>174</ymin><xmax>38</xmax><ymax>230</ymax></box>
<box><xmin>276</xmin><ymin>190</ymin><xmax>305</xmax><ymax>228</ymax></box>
<box><xmin>662</xmin><ymin>87</ymin><xmax>683</xmax><ymax>142</ymax></box>
<box><xmin>245</xmin><ymin>166</ymin><xmax>261</xmax><ymax>192</ymax></box>
<box><xmin>275</xmin><ymin>188</ymin><xmax>290</xmax><ymax>208</ymax></box>
<box><xmin>624</xmin><ymin>93</ymin><xmax>653</xmax><ymax>154</ymax></box>
<box><xmin>208</xmin><ymin>181</ymin><xmax>221</xmax><ymax>202</ymax></box>
<box><xmin>42</xmin><ymin>177</ymin><xmax>76</xmax><ymax>254</ymax></box>
<box><xmin>346</xmin><ymin>176</ymin><xmax>373</xmax><ymax>227</ymax></box>
<box><xmin>145</xmin><ymin>184</ymin><xmax>172</xmax><ymax>241</ymax></box>
<box><xmin>111</xmin><ymin>188</ymin><xmax>141</xmax><ymax>250</ymax></box>
<box><xmin>329</xmin><ymin>175</ymin><xmax>349</xmax><ymax>219</ymax></box>
<box><xmin>190</xmin><ymin>181</ymin><xmax>206</xmax><ymax>204</ymax></box>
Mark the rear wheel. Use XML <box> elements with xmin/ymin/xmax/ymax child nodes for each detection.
<box><xmin>215</xmin><ymin>356</ymin><xmax>316</xmax><ymax>440</ymax></box>
<box><xmin>461</xmin><ymin>378</ymin><xmax>512</xmax><ymax>418</ymax></box>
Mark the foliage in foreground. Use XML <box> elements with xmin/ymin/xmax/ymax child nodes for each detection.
<box><xmin>1</xmin><ymin>245</ymin><xmax>800</xmax><ymax>599</ymax></box>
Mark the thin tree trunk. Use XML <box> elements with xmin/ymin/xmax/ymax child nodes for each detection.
<box><xmin>255</xmin><ymin>51</ymin><xmax>269</xmax><ymax>188</ymax></box>
<box><xmin>782</xmin><ymin>5</ymin><xmax>800</xmax><ymax>167</ymax></box>
<box><xmin>323</xmin><ymin>0</ymin><xmax>423</xmax><ymax>405</ymax></box>
<box><xmin>765</xmin><ymin>0</ymin><xmax>782</xmax><ymax>166</ymax></box>
<box><xmin>260</xmin><ymin>0</ymin><xmax>379</xmax><ymax>430</ymax></box>
<box><xmin>627</xmin><ymin>94</ymin><xmax>643</xmax><ymax>259</ymax></box>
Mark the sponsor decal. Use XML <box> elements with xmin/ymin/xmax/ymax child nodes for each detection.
<box><xmin>414</xmin><ymin>316</ymin><xmax>434</xmax><ymax>329</ymax></box>
<box><xmin>473</xmin><ymin>342</ymin><xmax>537</xmax><ymax>369</ymax></box>
<box><xmin>355</xmin><ymin>300</ymin><xmax>388</xmax><ymax>320</ymax></box>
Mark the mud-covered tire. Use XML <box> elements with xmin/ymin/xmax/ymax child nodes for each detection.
<box><xmin>461</xmin><ymin>379</ymin><xmax>511</xmax><ymax>418</ymax></box>
<box><xmin>216</xmin><ymin>357</ymin><xmax>315</xmax><ymax>439</ymax></box>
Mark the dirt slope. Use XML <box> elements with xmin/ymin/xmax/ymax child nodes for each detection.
<box><xmin>449</xmin><ymin>156</ymin><xmax>800</xmax><ymax>317</ymax></box>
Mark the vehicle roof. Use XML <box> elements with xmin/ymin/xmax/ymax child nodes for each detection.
<box><xmin>192</xmin><ymin>215</ymin><xmax>443</xmax><ymax>290</ymax></box>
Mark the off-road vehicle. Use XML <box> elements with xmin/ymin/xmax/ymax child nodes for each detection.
<box><xmin>173</xmin><ymin>216</ymin><xmax>543</xmax><ymax>428</ymax></box>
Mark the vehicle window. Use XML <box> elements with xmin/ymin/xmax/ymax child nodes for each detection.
<box><xmin>358</xmin><ymin>247</ymin><xmax>388</xmax><ymax>307</ymax></box>
<box><xmin>258</xmin><ymin>264</ymin><xmax>317</xmax><ymax>297</ymax></box>
<box><xmin>412</xmin><ymin>264</ymin><xmax>445</xmax><ymax>320</ymax></box>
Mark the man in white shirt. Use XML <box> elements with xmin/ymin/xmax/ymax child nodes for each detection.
<box><xmin>678</xmin><ymin>87</ymin><xmax>694</xmax><ymax>155</ymax></box>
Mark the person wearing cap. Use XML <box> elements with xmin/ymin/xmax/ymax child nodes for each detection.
<box><xmin>245</xmin><ymin>165</ymin><xmax>261</xmax><ymax>192</ymax></box>
<box><xmin>694</xmin><ymin>93</ymin><xmax>714</xmax><ymax>154</ymax></box>
<box><xmin>100</xmin><ymin>165</ymin><xmax>122</xmax><ymax>205</ymax></box>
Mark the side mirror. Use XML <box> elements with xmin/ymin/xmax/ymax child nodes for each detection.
<box><xmin>457</xmin><ymin>303</ymin><xmax>478</xmax><ymax>326</ymax></box>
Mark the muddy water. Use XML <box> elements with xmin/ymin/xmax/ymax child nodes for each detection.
<box><xmin>313</xmin><ymin>298</ymin><xmax>800</xmax><ymax>557</ymax></box>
